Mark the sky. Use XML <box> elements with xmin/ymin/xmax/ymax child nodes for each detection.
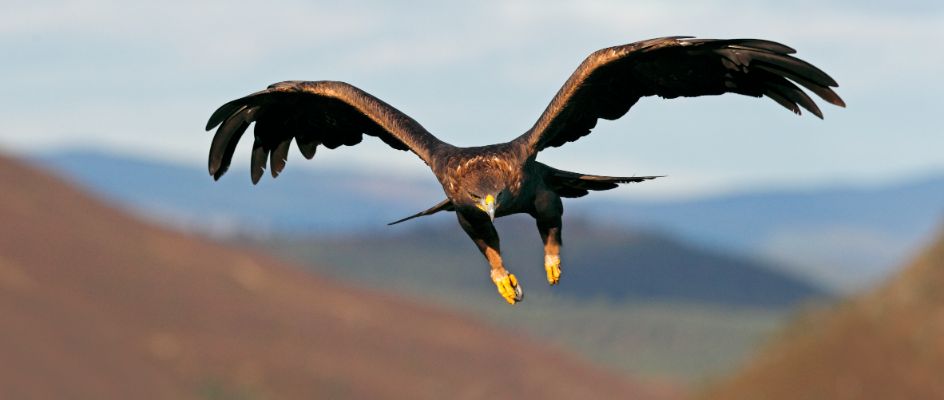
<box><xmin>2</xmin><ymin>0</ymin><xmax>942</xmax><ymax>199</ymax></box>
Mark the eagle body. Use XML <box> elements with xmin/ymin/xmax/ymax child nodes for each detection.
<box><xmin>205</xmin><ymin>37</ymin><xmax>844</xmax><ymax>304</ymax></box>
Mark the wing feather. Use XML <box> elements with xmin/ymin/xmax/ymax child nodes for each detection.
<box><xmin>763</xmin><ymin>76</ymin><xmax>822</xmax><ymax>118</ymax></box>
<box><xmin>270</xmin><ymin>138</ymin><xmax>292</xmax><ymax>178</ymax></box>
<box><xmin>250</xmin><ymin>140</ymin><xmax>268</xmax><ymax>184</ymax></box>
<box><xmin>764</xmin><ymin>88</ymin><xmax>802</xmax><ymax>116</ymax></box>
<box><xmin>515</xmin><ymin>37</ymin><xmax>844</xmax><ymax>155</ymax></box>
<box><xmin>209</xmin><ymin>105</ymin><xmax>257</xmax><ymax>179</ymax></box>
<box><xmin>754</xmin><ymin>64</ymin><xmax>845</xmax><ymax>107</ymax></box>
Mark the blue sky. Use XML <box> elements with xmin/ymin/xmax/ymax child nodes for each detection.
<box><xmin>2</xmin><ymin>0</ymin><xmax>942</xmax><ymax>198</ymax></box>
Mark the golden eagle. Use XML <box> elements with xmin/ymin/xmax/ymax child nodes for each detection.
<box><xmin>205</xmin><ymin>37</ymin><xmax>844</xmax><ymax>304</ymax></box>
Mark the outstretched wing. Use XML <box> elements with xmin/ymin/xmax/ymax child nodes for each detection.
<box><xmin>515</xmin><ymin>37</ymin><xmax>845</xmax><ymax>155</ymax></box>
<box><xmin>206</xmin><ymin>80</ymin><xmax>444</xmax><ymax>183</ymax></box>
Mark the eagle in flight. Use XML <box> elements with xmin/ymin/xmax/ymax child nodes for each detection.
<box><xmin>206</xmin><ymin>37</ymin><xmax>844</xmax><ymax>304</ymax></box>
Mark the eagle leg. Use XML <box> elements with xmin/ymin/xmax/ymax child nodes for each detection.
<box><xmin>535</xmin><ymin>190</ymin><xmax>564</xmax><ymax>286</ymax></box>
<box><xmin>457</xmin><ymin>212</ymin><xmax>523</xmax><ymax>304</ymax></box>
<box><xmin>538</xmin><ymin>217</ymin><xmax>563</xmax><ymax>286</ymax></box>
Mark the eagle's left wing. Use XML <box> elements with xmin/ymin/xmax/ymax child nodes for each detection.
<box><xmin>514</xmin><ymin>37</ymin><xmax>845</xmax><ymax>155</ymax></box>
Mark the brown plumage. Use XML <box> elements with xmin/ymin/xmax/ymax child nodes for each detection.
<box><xmin>205</xmin><ymin>37</ymin><xmax>844</xmax><ymax>304</ymax></box>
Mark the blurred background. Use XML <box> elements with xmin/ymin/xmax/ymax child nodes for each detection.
<box><xmin>2</xmin><ymin>0</ymin><xmax>942</xmax><ymax>399</ymax></box>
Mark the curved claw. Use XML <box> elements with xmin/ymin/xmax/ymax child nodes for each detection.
<box><xmin>491</xmin><ymin>269</ymin><xmax>523</xmax><ymax>304</ymax></box>
<box><xmin>545</xmin><ymin>255</ymin><xmax>561</xmax><ymax>286</ymax></box>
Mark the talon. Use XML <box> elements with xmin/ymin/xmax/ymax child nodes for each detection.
<box><xmin>545</xmin><ymin>255</ymin><xmax>561</xmax><ymax>286</ymax></box>
<box><xmin>491</xmin><ymin>270</ymin><xmax>523</xmax><ymax>304</ymax></box>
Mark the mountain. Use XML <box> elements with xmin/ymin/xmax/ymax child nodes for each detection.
<box><xmin>31</xmin><ymin>149</ymin><xmax>443</xmax><ymax>234</ymax></box>
<box><xmin>702</xmin><ymin>223</ymin><xmax>944</xmax><ymax>400</ymax></box>
<box><xmin>261</xmin><ymin>218</ymin><xmax>826</xmax><ymax>308</ymax></box>
<box><xmin>32</xmin><ymin>149</ymin><xmax>944</xmax><ymax>292</ymax></box>
<box><xmin>0</xmin><ymin>152</ymin><xmax>672</xmax><ymax>399</ymax></box>
<box><xmin>585</xmin><ymin>179</ymin><xmax>944</xmax><ymax>292</ymax></box>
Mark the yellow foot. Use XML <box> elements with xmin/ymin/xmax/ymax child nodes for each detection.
<box><xmin>491</xmin><ymin>269</ymin><xmax>523</xmax><ymax>304</ymax></box>
<box><xmin>545</xmin><ymin>255</ymin><xmax>561</xmax><ymax>286</ymax></box>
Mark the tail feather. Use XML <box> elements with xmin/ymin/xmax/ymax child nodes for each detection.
<box><xmin>388</xmin><ymin>198</ymin><xmax>454</xmax><ymax>225</ymax></box>
<box><xmin>541</xmin><ymin>163</ymin><xmax>661</xmax><ymax>198</ymax></box>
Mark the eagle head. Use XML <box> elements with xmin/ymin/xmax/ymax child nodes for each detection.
<box><xmin>455</xmin><ymin>157</ymin><xmax>513</xmax><ymax>221</ymax></box>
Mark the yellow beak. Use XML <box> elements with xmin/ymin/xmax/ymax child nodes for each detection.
<box><xmin>478</xmin><ymin>194</ymin><xmax>496</xmax><ymax>221</ymax></box>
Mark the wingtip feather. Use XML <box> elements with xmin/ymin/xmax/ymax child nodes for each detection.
<box><xmin>250</xmin><ymin>141</ymin><xmax>268</xmax><ymax>184</ymax></box>
<box><xmin>206</xmin><ymin>101</ymin><xmax>243</xmax><ymax>131</ymax></box>
<box><xmin>270</xmin><ymin>139</ymin><xmax>292</xmax><ymax>178</ymax></box>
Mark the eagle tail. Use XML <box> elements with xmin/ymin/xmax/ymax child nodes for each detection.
<box><xmin>387</xmin><ymin>198</ymin><xmax>455</xmax><ymax>225</ymax></box>
<box><xmin>541</xmin><ymin>163</ymin><xmax>662</xmax><ymax>198</ymax></box>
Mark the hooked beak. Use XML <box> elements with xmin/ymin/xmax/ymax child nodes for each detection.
<box><xmin>478</xmin><ymin>194</ymin><xmax>497</xmax><ymax>221</ymax></box>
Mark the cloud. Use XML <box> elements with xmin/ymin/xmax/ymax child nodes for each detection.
<box><xmin>5</xmin><ymin>0</ymin><xmax>940</xmax><ymax>76</ymax></box>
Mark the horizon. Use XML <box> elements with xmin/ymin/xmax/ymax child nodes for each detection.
<box><xmin>20</xmin><ymin>146</ymin><xmax>944</xmax><ymax>203</ymax></box>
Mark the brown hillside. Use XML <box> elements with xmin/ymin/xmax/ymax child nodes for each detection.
<box><xmin>704</xmin><ymin>224</ymin><xmax>944</xmax><ymax>400</ymax></box>
<box><xmin>0</xmin><ymin>153</ymin><xmax>672</xmax><ymax>400</ymax></box>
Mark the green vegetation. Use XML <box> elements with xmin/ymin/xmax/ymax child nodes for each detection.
<box><xmin>442</xmin><ymin>293</ymin><xmax>784</xmax><ymax>383</ymax></box>
<box><xmin>196</xmin><ymin>379</ymin><xmax>261</xmax><ymax>400</ymax></box>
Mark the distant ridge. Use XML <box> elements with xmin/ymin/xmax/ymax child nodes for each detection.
<box><xmin>704</xmin><ymin>223</ymin><xmax>944</xmax><ymax>400</ymax></box>
<box><xmin>267</xmin><ymin>219</ymin><xmax>828</xmax><ymax>308</ymax></box>
<box><xmin>0</xmin><ymin>153</ymin><xmax>673</xmax><ymax>399</ymax></box>
<box><xmin>31</xmin><ymin>149</ymin><xmax>443</xmax><ymax>234</ymax></box>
